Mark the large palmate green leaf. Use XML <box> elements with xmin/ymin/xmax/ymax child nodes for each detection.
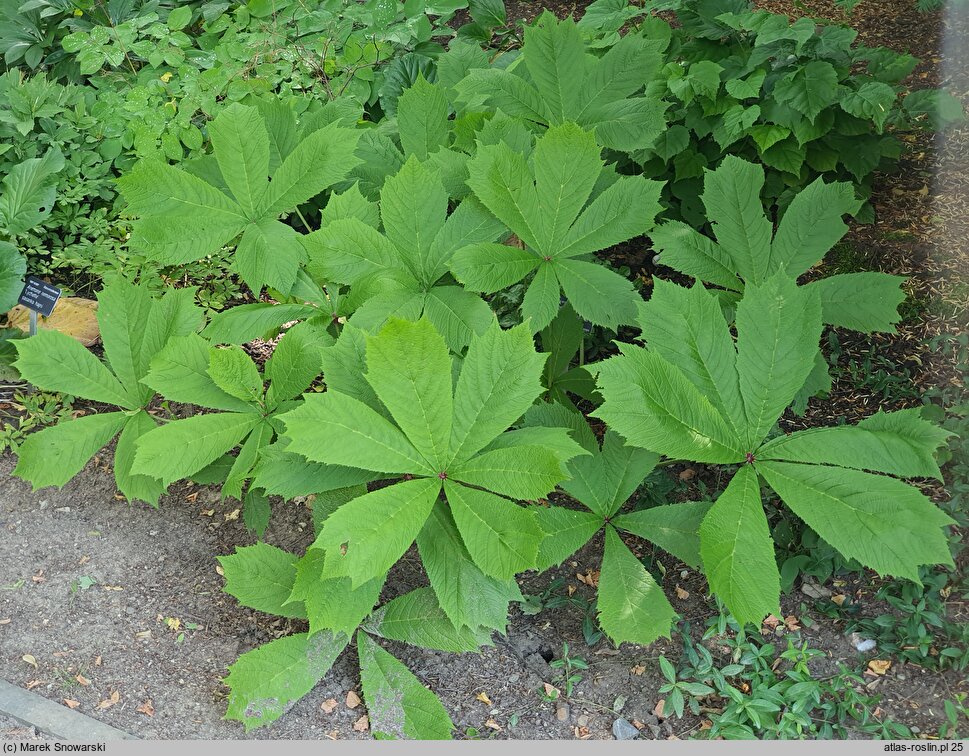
<box><xmin>219</xmin><ymin>543</ymin><xmax>306</xmax><ymax>620</ymax></box>
<box><xmin>0</xmin><ymin>148</ymin><xmax>65</xmax><ymax>236</ymax></box>
<box><xmin>456</xmin><ymin>13</ymin><xmax>667</xmax><ymax>151</ymax></box>
<box><xmin>597</xmin><ymin>277</ymin><xmax>954</xmax><ymax>625</ymax></box>
<box><xmin>13</xmin><ymin>283</ymin><xmax>204</xmax><ymax>505</ymax></box>
<box><xmin>119</xmin><ymin>105</ymin><xmax>360</xmax><ymax>294</ymax></box>
<box><xmin>452</xmin><ymin>123</ymin><xmax>662</xmax><ymax>331</ymax></box>
<box><xmin>281</xmin><ymin>318</ymin><xmax>573</xmax><ymax>594</ymax></box>
<box><xmin>304</xmin><ymin>158</ymin><xmax>503</xmax><ymax>351</ymax></box>
<box><xmin>364</xmin><ymin>587</ymin><xmax>493</xmax><ymax>653</ymax></box>
<box><xmin>651</xmin><ymin>157</ymin><xmax>903</xmax><ymax>334</ymax></box>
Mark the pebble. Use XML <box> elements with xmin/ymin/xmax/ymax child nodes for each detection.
<box><xmin>577</xmin><ymin>715</ymin><xmax>589</xmax><ymax>728</ymax></box>
<box><xmin>912</xmin><ymin>727</ymin><xmax>920</xmax><ymax>734</ymax></box>
<box><xmin>508</xmin><ymin>674</ymin><xmax>519</xmax><ymax>683</ymax></box>
<box><xmin>612</xmin><ymin>718</ymin><xmax>640</xmax><ymax>740</ymax></box>
<box><xmin>898</xmin><ymin>674</ymin><xmax>906</xmax><ymax>681</ymax></box>
<box><xmin>556</xmin><ymin>704</ymin><xmax>570</xmax><ymax>722</ymax></box>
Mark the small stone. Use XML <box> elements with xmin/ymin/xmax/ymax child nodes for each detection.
<box><xmin>508</xmin><ymin>674</ymin><xmax>520</xmax><ymax>683</ymax></box>
<box><xmin>55</xmin><ymin>507</ymin><xmax>71</xmax><ymax>513</ymax></box>
<box><xmin>801</xmin><ymin>581</ymin><xmax>831</xmax><ymax>599</ymax></box>
<box><xmin>897</xmin><ymin>674</ymin><xmax>906</xmax><ymax>681</ymax></box>
<box><xmin>612</xmin><ymin>718</ymin><xmax>640</xmax><ymax>740</ymax></box>
<box><xmin>911</xmin><ymin>726</ymin><xmax>920</xmax><ymax>734</ymax></box>
<box><xmin>556</xmin><ymin>703</ymin><xmax>570</xmax><ymax>721</ymax></box>
<box><xmin>577</xmin><ymin>715</ymin><xmax>589</xmax><ymax>728</ymax></box>
<box><xmin>648</xmin><ymin>724</ymin><xmax>662</xmax><ymax>738</ymax></box>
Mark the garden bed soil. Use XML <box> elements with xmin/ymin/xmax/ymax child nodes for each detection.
<box><xmin>0</xmin><ymin>454</ymin><xmax>965</xmax><ymax>741</ymax></box>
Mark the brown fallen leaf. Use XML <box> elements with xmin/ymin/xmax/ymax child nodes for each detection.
<box><xmin>94</xmin><ymin>656</ymin><xmax>102</xmax><ymax>666</ymax></box>
<box><xmin>831</xmin><ymin>594</ymin><xmax>847</xmax><ymax>606</ymax></box>
<box><xmin>7</xmin><ymin>297</ymin><xmax>100</xmax><ymax>346</ymax></box>
<box><xmin>97</xmin><ymin>690</ymin><xmax>121</xmax><ymax>710</ymax></box>
<box><xmin>699</xmin><ymin>719</ymin><xmax>713</xmax><ymax>731</ymax></box>
<box><xmin>136</xmin><ymin>700</ymin><xmax>155</xmax><ymax>717</ymax></box>
<box><xmin>76</xmin><ymin>674</ymin><xmax>90</xmax><ymax>686</ymax></box>
<box><xmin>64</xmin><ymin>699</ymin><xmax>80</xmax><ymax>709</ymax></box>
<box><xmin>543</xmin><ymin>682</ymin><xmax>560</xmax><ymax>699</ymax></box>
<box><xmin>165</xmin><ymin>617</ymin><xmax>181</xmax><ymax>632</ymax></box>
<box><xmin>675</xmin><ymin>585</ymin><xmax>689</xmax><ymax>600</ymax></box>
<box><xmin>631</xmin><ymin>720</ymin><xmax>644</xmax><ymax>730</ymax></box>
<box><xmin>215</xmin><ymin>565</ymin><xmax>225</xmax><ymax>576</ymax></box>
<box><xmin>0</xmin><ymin>618</ymin><xmax>10</xmax><ymax>625</ymax></box>
<box><xmin>485</xmin><ymin>719</ymin><xmax>502</xmax><ymax>732</ymax></box>
<box><xmin>762</xmin><ymin>614</ymin><xmax>781</xmax><ymax>630</ymax></box>
<box><xmin>784</xmin><ymin>615</ymin><xmax>801</xmax><ymax>632</ymax></box>
<box><xmin>678</xmin><ymin>468</ymin><xmax>696</xmax><ymax>482</ymax></box>
<box><xmin>476</xmin><ymin>692</ymin><xmax>492</xmax><ymax>706</ymax></box>
<box><xmin>631</xmin><ymin>664</ymin><xmax>646</xmax><ymax>676</ymax></box>
<box><xmin>185</xmin><ymin>492</ymin><xmax>199</xmax><ymax>503</ymax></box>
<box><xmin>867</xmin><ymin>660</ymin><xmax>891</xmax><ymax>676</ymax></box>
<box><xmin>22</xmin><ymin>654</ymin><xmax>37</xmax><ymax>668</ymax></box>
<box><xmin>32</xmin><ymin>570</ymin><xmax>46</xmax><ymax>583</ymax></box>
<box><xmin>320</xmin><ymin>698</ymin><xmax>338</xmax><ymax>714</ymax></box>
<box><xmin>654</xmin><ymin>699</ymin><xmax>665</xmax><ymax>718</ymax></box>
<box><xmin>26</xmin><ymin>680</ymin><xmax>42</xmax><ymax>690</ymax></box>
<box><xmin>575</xmin><ymin>570</ymin><xmax>600</xmax><ymax>588</ymax></box>
<box><xmin>102</xmin><ymin>585</ymin><xmax>123</xmax><ymax>591</ymax></box>
<box><xmin>135</xmin><ymin>630</ymin><xmax>152</xmax><ymax>639</ymax></box>
<box><xmin>79</xmin><ymin>556</ymin><xmax>90</xmax><ymax>566</ymax></box>
<box><xmin>224</xmin><ymin>509</ymin><xmax>241</xmax><ymax>521</ymax></box>
<box><xmin>567</xmin><ymin>584</ymin><xmax>576</xmax><ymax>596</ymax></box>
<box><xmin>352</xmin><ymin>715</ymin><xmax>369</xmax><ymax>732</ymax></box>
<box><xmin>575</xmin><ymin>726</ymin><xmax>591</xmax><ymax>739</ymax></box>
<box><xmin>346</xmin><ymin>690</ymin><xmax>361</xmax><ymax>709</ymax></box>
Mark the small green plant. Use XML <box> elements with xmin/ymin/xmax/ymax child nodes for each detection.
<box><xmin>940</xmin><ymin>694</ymin><xmax>968</xmax><ymax>739</ymax></box>
<box><xmin>658</xmin><ymin>654</ymin><xmax>715</xmax><ymax>719</ymax></box>
<box><xmin>0</xmin><ymin>389</ymin><xmax>76</xmax><ymax>453</ymax></box>
<box><xmin>549</xmin><ymin>642</ymin><xmax>588</xmax><ymax>697</ymax></box>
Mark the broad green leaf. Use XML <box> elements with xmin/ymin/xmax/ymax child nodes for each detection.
<box><xmin>281</xmin><ymin>392</ymin><xmax>433</xmax><ymax>476</ymax></box>
<box><xmin>638</xmin><ymin>280</ymin><xmax>746</xmax><ymax>438</ymax></box>
<box><xmin>365</xmin><ymin>318</ymin><xmax>452</xmax><ymax>469</ymax></box>
<box><xmin>314</xmin><ymin>478</ymin><xmax>441</xmax><ymax>587</ymax></box>
<box><xmin>423</xmin><ymin>285</ymin><xmax>496</xmax><ymax>352</ymax></box>
<box><xmin>223</xmin><ymin>422</ymin><xmax>272</xmax><ymax>501</ymax></box>
<box><xmin>289</xmin><ymin>552</ymin><xmax>384</xmax><ymax>636</ymax></box>
<box><xmin>444</xmin><ymin>480</ymin><xmax>542</xmax><ymax>579</ymax></box>
<box><xmin>265</xmin><ymin>320</ymin><xmax>332</xmax><ymax>407</ymax></box>
<box><xmin>650</xmin><ymin>221</ymin><xmax>741</xmax><ymax>292</ymax></box>
<box><xmin>699</xmin><ymin>466</ymin><xmax>780</xmax><ymax>626</ymax></box>
<box><xmin>210</xmin><ymin>104</ymin><xmax>270</xmax><ymax>217</ymax></box>
<box><xmin>451</xmin><ymin>445</ymin><xmax>566</xmax><ymax>500</ymax></box>
<box><xmin>757</xmin><ymin>461</ymin><xmax>955</xmax><ymax>581</ymax></box>
<box><xmin>305</xmin><ymin>218</ymin><xmax>401</xmax><ymax>285</ymax></box>
<box><xmin>521</xmin><ymin>262</ymin><xmax>561</xmax><ymax>334</ymax></box>
<box><xmin>424</xmin><ymin>197</ymin><xmax>506</xmax><ymax>283</ymax></box>
<box><xmin>380</xmin><ymin>157</ymin><xmax>448</xmax><ymax>286</ymax></box>
<box><xmin>736</xmin><ymin>273</ymin><xmax>822</xmax><ymax>447</ymax></box>
<box><xmin>558</xmin><ymin>175</ymin><xmax>663</xmax><ymax>259</ymax></box>
<box><xmin>770</xmin><ymin>177</ymin><xmax>861</xmax><ymax>277</ymax></box>
<box><xmin>594</xmin><ymin>344</ymin><xmax>746</xmax><ymax>463</ymax></box>
<box><xmin>556</xmin><ymin>258</ymin><xmax>639</xmax><ymax>330</ymax></box>
<box><xmin>772</xmin><ymin>60</ymin><xmax>839</xmax><ymax>123</ymax></box>
<box><xmin>0</xmin><ymin>148</ymin><xmax>64</xmax><ymax>236</ymax></box>
<box><xmin>203</xmin><ymin>303</ymin><xmax>319</xmax><ymax>345</ymax></box>
<box><xmin>598</xmin><ymin>526</ymin><xmax>675</xmax><ymax>645</ymax></box>
<box><xmin>143</xmin><ymin>334</ymin><xmax>253</xmax><ymax>412</ymax></box>
<box><xmin>322</xmin><ymin>185</ymin><xmax>381</xmax><ymax>228</ymax></box>
<box><xmin>589</xmin><ymin>97</ymin><xmax>667</xmax><ymax>152</ymax></box>
<box><xmin>523</xmin><ymin>14</ymin><xmax>586</xmax><ymax>123</ymax></box>
<box><xmin>13</xmin><ymin>412</ymin><xmax>126</xmax><ymax>490</ymax></box>
<box><xmin>449</xmin><ymin>243</ymin><xmax>540</xmax><ymax>294</ymax></box>
<box><xmin>805</xmin><ymin>272</ymin><xmax>906</xmax><ymax>333</ymax></box>
<box><xmin>365</xmin><ymin>587</ymin><xmax>492</xmax><ymax>653</ymax></box>
<box><xmin>14</xmin><ymin>330</ymin><xmax>132</xmax><ymax>408</ymax></box>
<box><xmin>466</xmin><ymin>144</ymin><xmax>543</xmax><ymax>251</ymax></box>
<box><xmin>534</xmin><ymin>506</ymin><xmax>602</xmax><ymax>569</ymax></box>
<box><xmin>417</xmin><ymin>501</ymin><xmax>523</xmax><ymax>631</ymax></box>
<box><xmin>113</xmin><ymin>411</ymin><xmax>166</xmax><ymax>506</ymax></box>
<box><xmin>131</xmin><ymin>412</ymin><xmax>259</xmax><ymax>486</ymax></box>
<box><xmin>357</xmin><ymin>632</ymin><xmax>454</xmax><ymax>740</ymax></box>
<box><xmin>234</xmin><ymin>218</ymin><xmax>307</xmax><ymax>295</ymax></box>
<box><xmin>533</xmin><ymin>123</ymin><xmax>601</xmax><ymax>250</ymax></box>
<box><xmin>840</xmin><ymin>82</ymin><xmax>896</xmax><ymax>131</ymax></box>
<box><xmin>613</xmin><ymin>501</ymin><xmax>711</xmax><ymax>568</ymax></box>
<box><xmin>208</xmin><ymin>345</ymin><xmax>263</xmax><ymax>405</ymax></box>
<box><xmin>319</xmin><ymin>325</ymin><xmax>384</xmax><ymax>415</ymax></box>
<box><xmin>449</xmin><ymin>322</ymin><xmax>547</xmax><ymax>464</ymax></box>
<box><xmin>562</xmin><ymin>431</ymin><xmax>658</xmax><ymax>518</ymax></box>
<box><xmin>251</xmin><ymin>443</ymin><xmax>373</xmax><ymax>500</ymax></box>
<box><xmin>243</xmin><ymin>489</ymin><xmax>271</xmax><ymax>537</ymax></box>
<box><xmin>576</xmin><ymin>31</ymin><xmax>660</xmax><ymax>118</ymax></box>
<box><xmin>455</xmin><ymin>68</ymin><xmax>548</xmax><ymax>124</ymax></box>
<box><xmin>225</xmin><ymin>631</ymin><xmax>349</xmax><ymax>731</ymax></box>
<box><xmin>219</xmin><ymin>543</ymin><xmax>306</xmax><ymax>619</ymax></box>
<box><xmin>0</xmin><ymin>243</ymin><xmax>26</xmax><ymax>312</ymax></box>
<box><xmin>397</xmin><ymin>75</ymin><xmax>450</xmax><ymax>160</ymax></box>
<box><xmin>260</xmin><ymin>125</ymin><xmax>361</xmax><ymax>217</ymax></box>
<box><xmin>701</xmin><ymin>156</ymin><xmax>773</xmax><ymax>285</ymax></box>
<box><xmin>760</xmin><ymin>408</ymin><xmax>948</xmax><ymax>480</ymax></box>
